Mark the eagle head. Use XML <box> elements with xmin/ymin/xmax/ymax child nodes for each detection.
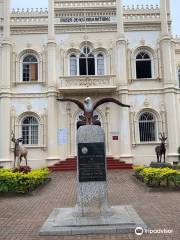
<box><xmin>84</xmin><ymin>97</ymin><xmax>93</xmax><ymax>112</ymax></box>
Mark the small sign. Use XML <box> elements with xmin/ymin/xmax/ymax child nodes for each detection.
<box><xmin>78</xmin><ymin>142</ymin><xmax>106</xmax><ymax>182</ymax></box>
<box><xmin>112</xmin><ymin>136</ymin><xmax>119</xmax><ymax>140</ymax></box>
<box><xmin>57</xmin><ymin>128</ymin><xmax>68</xmax><ymax>145</ymax></box>
<box><xmin>59</xmin><ymin>16</ymin><xmax>116</xmax><ymax>24</ymax></box>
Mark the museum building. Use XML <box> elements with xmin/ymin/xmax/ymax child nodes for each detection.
<box><xmin>0</xmin><ymin>0</ymin><xmax>180</xmax><ymax>168</ymax></box>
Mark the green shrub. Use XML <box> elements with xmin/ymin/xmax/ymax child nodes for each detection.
<box><xmin>177</xmin><ymin>146</ymin><xmax>180</xmax><ymax>162</ymax></box>
<box><xmin>176</xmin><ymin>163</ymin><xmax>180</xmax><ymax>170</ymax></box>
<box><xmin>134</xmin><ymin>166</ymin><xmax>180</xmax><ymax>187</ymax></box>
<box><xmin>0</xmin><ymin>168</ymin><xmax>50</xmax><ymax>194</ymax></box>
<box><xmin>133</xmin><ymin>166</ymin><xmax>145</xmax><ymax>174</ymax></box>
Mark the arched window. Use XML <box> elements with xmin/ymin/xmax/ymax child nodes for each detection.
<box><xmin>136</xmin><ymin>52</ymin><xmax>152</xmax><ymax>79</ymax></box>
<box><xmin>70</xmin><ymin>54</ymin><xmax>77</xmax><ymax>76</ymax></box>
<box><xmin>178</xmin><ymin>68</ymin><xmax>180</xmax><ymax>88</ymax></box>
<box><xmin>79</xmin><ymin>47</ymin><xmax>95</xmax><ymax>75</ymax></box>
<box><xmin>22</xmin><ymin>116</ymin><xmax>39</xmax><ymax>145</ymax></box>
<box><xmin>97</xmin><ymin>53</ymin><xmax>105</xmax><ymax>75</ymax></box>
<box><xmin>22</xmin><ymin>55</ymin><xmax>38</xmax><ymax>82</ymax></box>
<box><xmin>139</xmin><ymin>112</ymin><xmax>156</xmax><ymax>142</ymax></box>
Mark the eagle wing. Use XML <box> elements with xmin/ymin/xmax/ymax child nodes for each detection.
<box><xmin>57</xmin><ymin>98</ymin><xmax>84</xmax><ymax>111</ymax></box>
<box><xmin>93</xmin><ymin>97</ymin><xmax>130</xmax><ymax>110</ymax></box>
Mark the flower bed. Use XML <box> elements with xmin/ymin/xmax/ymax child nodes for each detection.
<box><xmin>133</xmin><ymin>166</ymin><xmax>180</xmax><ymax>188</ymax></box>
<box><xmin>0</xmin><ymin>168</ymin><xmax>50</xmax><ymax>194</ymax></box>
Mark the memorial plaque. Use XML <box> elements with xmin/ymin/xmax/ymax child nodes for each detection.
<box><xmin>78</xmin><ymin>142</ymin><xmax>106</xmax><ymax>182</ymax></box>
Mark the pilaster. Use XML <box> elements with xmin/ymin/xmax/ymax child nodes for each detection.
<box><xmin>164</xmin><ymin>90</ymin><xmax>179</xmax><ymax>161</ymax></box>
<box><xmin>160</xmin><ymin>0</ymin><xmax>169</xmax><ymax>37</ymax></box>
<box><xmin>3</xmin><ymin>0</ymin><xmax>10</xmax><ymax>40</ymax></box>
<box><xmin>116</xmin><ymin>0</ymin><xmax>128</xmax><ymax>87</ymax></box>
<box><xmin>0</xmin><ymin>0</ymin><xmax>11</xmax><ymax>163</ymax></box>
<box><xmin>116</xmin><ymin>0</ymin><xmax>124</xmax><ymax>39</ymax></box>
<box><xmin>116</xmin><ymin>39</ymin><xmax>128</xmax><ymax>87</ymax></box>
<box><xmin>159</xmin><ymin>0</ymin><xmax>179</xmax><ymax>161</ymax></box>
<box><xmin>118</xmin><ymin>91</ymin><xmax>132</xmax><ymax>163</ymax></box>
<box><xmin>48</xmin><ymin>0</ymin><xmax>55</xmax><ymax>41</ymax></box>
<box><xmin>47</xmin><ymin>0</ymin><xmax>59</xmax><ymax>160</ymax></box>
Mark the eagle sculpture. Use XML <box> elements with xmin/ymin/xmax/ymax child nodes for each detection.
<box><xmin>57</xmin><ymin>97</ymin><xmax>130</xmax><ymax>125</ymax></box>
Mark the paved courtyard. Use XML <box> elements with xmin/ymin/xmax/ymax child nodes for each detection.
<box><xmin>0</xmin><ymin>170</ymin><xmax>179</xmax><ymax>240</ymax></box>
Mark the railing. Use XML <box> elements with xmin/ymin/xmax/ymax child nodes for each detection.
<box><xmin>59</xmin><ymin>75</ymin><xmax>116</xmax><ymax>90</ymax></box>
<box><xmin>11</xmin><ymin>8</ymin><xmax>48</xmax><ymax>15</ymax></box>
<box><xmin>54</xmin><ymin>1</ymin><xmax>116</xmax><ymax>8</ymax></box>
<box><xmin>10</xmin><ymin>8</ymin><xmax>48</xmax><ymax>26</ymax></box>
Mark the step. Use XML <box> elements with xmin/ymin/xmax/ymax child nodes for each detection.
<box><xmin>53</xmin><ymin>163</ymin><xmax>77</xmax><ymax>167</ymax></box>
<box><xmin>49</xmin><ymin>165</ymin><xmax>132</xmax><ymax>170</ymax></box>
<box><xmin>50</xmin><ymin>168</ymin><xmax>76</xmax><ymax>171</ymax></box>
<box><xmin>108</xmin><ymin>166</ymin><xmax>133</xmax><ymax>169</ymax></box>
<box><xmin>48</xmin><ymin>156</ymin><xmax>133</xmax><ymax>171</ymax></box>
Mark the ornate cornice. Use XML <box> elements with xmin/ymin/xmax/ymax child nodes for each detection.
<box><xmin>7</xmin><ymin>3</ymin><xmax>168</xmax><ymax>34</ymax></box>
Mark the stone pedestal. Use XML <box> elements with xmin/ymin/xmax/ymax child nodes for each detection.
<box><xmin>75</xmin><ymin>125</ymin><xmax>111</xmax><ymax>217</ymax></box>
<box><xmin>40</xmin><ymin>125</ymin><xmax>146</xmax><ymax>235</ymax></box>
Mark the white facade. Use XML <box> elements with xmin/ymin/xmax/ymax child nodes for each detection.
<box><xmin>0</xmin><ymin>0</ymin><xmax>180</xmax><ymax>168</ymax></box>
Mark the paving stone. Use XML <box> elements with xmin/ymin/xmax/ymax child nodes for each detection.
<box><xmin>0</xmin><ymin>170</ymin><xmax>179</xmax><ymax>240</ymax></box>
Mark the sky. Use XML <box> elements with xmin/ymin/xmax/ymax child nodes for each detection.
<box><xmin>11</xmin><ymin>0</ymin><xmax>180</xmax><ymax>35</ymax></box>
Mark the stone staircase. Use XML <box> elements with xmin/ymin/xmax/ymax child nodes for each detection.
<box><xmin>48</xmin><ymin>156</ymin><xmax>133</xmax><ymax>171</ymax></box>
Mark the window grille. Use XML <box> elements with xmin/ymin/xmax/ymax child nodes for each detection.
<box><xmin>178</xmin><ymin>68</ymin><xmax>180</xmax><ymax>88</ymax></box>
<box><xmin>70</xmin><ymin>54</ymin><xmax>77</xmax><ymax>76</ymax></box>
<box><xmin>136</xmin><ymin>52</ymin><xmax>152</xmax><ymax>79</ymax></box>
<box><xmin>22</xmin><ymin>55</ymin><xmax>38</xmax><ymax>82</ymax></box>
<box><xmin>139</xmin><ymin>112</ymin><xmax>156</xmax><ymax>142</ymax></box>
<box><xmin>97</xmin><ymin>53</ymin><xmax>104</xmax><ymax>75</ymax></box>
<box><xmin>22</xmin><ymin>116</ymin><xmax>39</xmax><ymax>145</ymax></box>
<box><xmin>69</xmin><ymin>47</ymin><xmax>105</xmax><ymax>76</ymax></box>
<box><xmin>79</xmin><ymin>47</ymin><xmax>95</xmax><ymax>75</ymax></box>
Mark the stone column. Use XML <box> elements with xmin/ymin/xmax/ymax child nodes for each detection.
<box><xmin>118</xmin><ymin>92</ymin><xmax>132</xmax><ymax>163</ymax></box>
<box><xmin>48</xmin><ymin>0</ymin><xmax>55</xmax><ymax>41</ymax></box>
<box><xmin>3</xmin><ymin>0</ymin><xmax>10</xmax><ymax>40</ymax></box>
<box><xmin>160</xmin><ymin>0</ymin><xmax>179</xmax><ymax>161</ymax></box>
<box><xmin>116</xmin><ymin>0</ymin><xmax>124</xmax><ymax>38</ymax></box>
<box><xmin>116</xmin><ymin>39</ymin><xmax>127</xmax><ymax>87</ymax></box>
<box><xmin>160</xmin><ymin>0</ymin><xmax>169</xmax><ymax>37</ymax></box>
<box><xmin>0</xmin><ymin>0</ymin><xmax>11</xmax><ymax>163</ymax></box>
<box><xmin>164</xmin><ymin>91</ymin><xmax>179</xmax><ymax>161</ymax></box>
<box><xmin>116</xmin><ymin>0</ymin><xmax>132</xmax><ymax>161</ymax></box>
<box><xmin>47</xmin><ymin>0</ymin><xmax>59</xmax><ymax>160</ymax></box>
<box><xmin>116</xmin><ymin>0</ymin><xmax>127</xmax><ymax>87</ymax></box>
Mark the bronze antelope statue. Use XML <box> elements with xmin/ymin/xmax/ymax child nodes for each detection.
<box><xmin>11</xmin><ymin>131</ymin><xmax>28</xmax><ymax>168</ymax></box>
<box><xmin>155</xmin><ymin>133</ymin><xmax>167</xmax><ymax>163</ymax></box>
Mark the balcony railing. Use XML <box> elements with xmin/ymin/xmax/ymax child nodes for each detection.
<box><xmin>59</xmin><ymin>75</ymin><xmax>116</xmax><ymax>92</ymax></box>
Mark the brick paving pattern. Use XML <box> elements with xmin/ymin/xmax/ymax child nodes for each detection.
<box><xmin>0</xmin><ymin>170</ymin><xmax>179</xmax><ymax>240</ymax></box>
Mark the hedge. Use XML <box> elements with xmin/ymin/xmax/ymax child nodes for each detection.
<box><xmin>133</xmin><ymin>166</ymin><xmax>180</xmax><ymax>187</ymax></box>
<box><xmin>0</xmin><ymin>168</ymin><xmax>50</xmax><ymax>194</ymax></box>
